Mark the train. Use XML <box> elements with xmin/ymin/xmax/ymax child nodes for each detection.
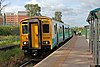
<box><xmin>20</xmin><ymin>16</ymin><xmax>73</xmax><ymax>56</ymax></box>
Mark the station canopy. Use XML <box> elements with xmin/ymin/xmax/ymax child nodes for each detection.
<box><xmin>86</xmin><ymin>8</ymin><xmax>100</xmax><ymax>23</ymax></box>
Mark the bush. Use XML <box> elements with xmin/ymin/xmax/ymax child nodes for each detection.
<box><xmin>0</xmin><ymin>26</ymin><xmax>19</xmax><ymax>35</ymax></box>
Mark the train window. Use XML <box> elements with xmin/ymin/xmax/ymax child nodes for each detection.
<box><xmin>22</xmin><ymin>22</ymin><xmax>27</xmax><ymax>24</ymax></box>
<box><xmin>65</xmin><ymin>27</ymin><xmax>67</xmax><ymax>29</ymax></box>
<box><xmin>60</xmin><ymin>26</ymin><xmax>62</xmax><ymax>29</ymax></box>
<box><xmin>22</xmin><ymin>25</ymin><xmax>28</xmax><ymax>34</ymax></box>
<box><xmin>59</xmin><ymin>26</ymin><xmax>63</xmax><ymax>34</ymax></box>
<box><xmin>54</xmin><ymin>24</ymin><xmax>57</xmax><ymax>34</ymax></box>
<box><xmin>43</xmin><ymin>24</ymin><xmax>49</xmax><ymax>33</ymax></box>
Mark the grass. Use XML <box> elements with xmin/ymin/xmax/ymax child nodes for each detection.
<box><xmin>0</xmin><ymin>35</ymin><xmax>20</xmax><ymax>47</ymax></box>
<box><xmin>0</xmin><ymin>47</ymin><xmax>24</xmax><ymax>66</ymax></box>
<box><xmin>0</xmin><ymin>35</ymin><xmax>25</xmax><ymax>67</ymax></box>
<box><xmin>0</xmin><ymin>48</ymin><xmax>23</xmax><ymax>62</ymax></box>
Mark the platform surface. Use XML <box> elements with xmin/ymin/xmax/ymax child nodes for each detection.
<box><xmin>34</xmin><ymin>36</ymin><xmax>94</xmax><ymax>67</ymax></box>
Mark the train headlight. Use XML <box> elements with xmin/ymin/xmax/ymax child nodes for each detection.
<box><xmin>43</xmin><ymin>41</ymin><xmax>50</xmax><ymax>44</ymax></box>
<box><xmin>46</xmin><ymin>41</ymin><xmax>48</xmax><ymax>44</ymax></box>
<box><xmin>23</xmin><ymin>41</ymin><xmax>28</xmax><ymax>45</ymax></box>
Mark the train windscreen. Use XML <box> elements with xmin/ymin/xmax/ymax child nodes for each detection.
<box><xmin>43</xmin><ymin>24</ymin><xmax>49</xmax><ymax>33</ymax></box>
<box><xmin>22</xmin><ymin>22</ymin><xmax>28</xmax><ymax>34</ymax></box>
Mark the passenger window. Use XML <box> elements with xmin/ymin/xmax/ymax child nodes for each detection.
<box><xmin>43</xmin><ymin>24</ymin><xmax>49</xmax><ymax>33</ymax></box>
<box><xmin>22</xmin><ymin>25</ymin><xmax>28</xmax><ymax>34</ymax></box>
<box><xmin>54</xmin><ymin>24</ymin><xmax>57</xmax><ymax>34</ymax></box>
<box><xmin>65</xmin><ymin>27</ymin><xmax>68</xmax><ymax>32</ymax></box>
<box><xmin>59</xmin><ymin>26</ymin><xmax>62</xmax><ymax>34</ymax></box>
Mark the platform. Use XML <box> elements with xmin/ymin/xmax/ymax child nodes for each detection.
<box><xmin>34</xmin><ymin>36</ymin><xmax>94</xmax><ymax>67</ymax></box>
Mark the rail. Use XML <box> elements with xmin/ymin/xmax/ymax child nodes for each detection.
<box><xmin>0</xmin><ymin>44</ymin><xmax>19</xmax><ymax>50</ymax></box>
<box><xmin>19</xmin><ymin>59</ymin><xmax>41</xmax><ymax>67</ymax></box>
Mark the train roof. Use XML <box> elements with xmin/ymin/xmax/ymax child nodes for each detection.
<box><xmin>20</xmin><ymin>16</ymin><xmax>71</xmax><ymax>27</ymax></box>
<box><xmin>20</xmin><ymin>16</ymin><xmax>51</xmax><ymax>22</ymax></box>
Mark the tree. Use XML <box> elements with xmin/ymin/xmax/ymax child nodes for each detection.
<box><xmin>0</xmin><ymin>0</ymin><xmax>8</xmax><ymax>16</ymax></box>
<box><xmin>25</xmin><ymin>4</ymin><xmax>41</xmax><ymax>17</ymax></box>
<box><xmin>53</xmin><ymin>11</ymin><xmax>63</xmax><ymax>23</ymax></box>
<box><xmin>55</xmin><ymin>11</ymin><xmax>62</xmax><ymax>21</ymax></box>
<box><xmin>0</xmin><ymin>0</ymin><xmax>8</xmax><ymax>25</ymax></box>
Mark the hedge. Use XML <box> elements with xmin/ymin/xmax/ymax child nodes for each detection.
<box><xmin>0</xmin><ymin>26</ymin><xmax>19</xmax><ymax>35</ymax></box>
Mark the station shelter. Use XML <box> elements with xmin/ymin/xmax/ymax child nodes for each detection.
<box><xmin>86</xmin><ymin>8</ymin><xmax>100</xmax><ymax>66</ymax></box>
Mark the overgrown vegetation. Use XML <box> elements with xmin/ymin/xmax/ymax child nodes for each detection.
<box><xmin>0</xmin><ymin>35</ymin><xmax>20</xmax><ymax>47</ymax></box>
<box><xmin>0</xmin><ymin>26</ymin><xmax>24</xmax><ymax>66</ymax></box>
<box><xmin>0</xmin><ymin>26</ymin><xmax>19</xmax><ymax>35</ymax></box>
<box><xmin>0</xmin><ymin>26</ymin><xmax>20</xmax><ymax>47</ymax></box>
<box><xmin>0</xmin><ymin>47</ymin><xmax>24</xmax><ymax>67</ymax></box>
<box><xmin>0</xmin><ymin>48</ymin><xmax>23</xmax><ymax>62</ymax></box>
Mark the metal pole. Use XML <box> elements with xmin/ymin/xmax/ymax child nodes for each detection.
<box><xmin>90</xmin><ymin>19</ymin><xmax>94</xmax><ymax>54</ymax></box>
<box><xmin>92</xmin><ymin>19</ymin><xmax>95</xmax><ymax>57</ymax></box>
<box><xmin>97</xmin><ymin>19</ymin><xmax>100</xmax><ymax>66</ymax></box>
<box><xmin>86</xmin><ymin>26</ymin><xmax>87</xmax><ymax>39</ymax></box>
<box><xmin>97</xmin><ymin>19</ymin><xmax>99</xmax><ymax>66</ymax></box>
<box><xmin>89</xmin><ymin>24</ymin><xmax>91</xmax><ymax>52</ymax></box>
<box><xmin>89</xmin><ymin>20</ymin><xmax>93</xmax><ymax>53</ymax></box>
<box><xmin>94</xmin><ymin>19</ymin><xmax>98</xmax><ymax>66</ymax></box>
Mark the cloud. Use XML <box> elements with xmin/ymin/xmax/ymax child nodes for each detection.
<box><xmin>20</xmin><ymin>0</ymin><xmax>94</xmax><ymax>26</ymax></box>
<box><xmin>25</xmin><ymin>0</ymin><xmax>89</xmax><ymax>26</ymax></box>
<box><xmin>81</xmin><ymin>0</ymin><xmax>100</xmax><ymax>10</ymax></box>
<box><xmin>40</xmin><ymin>1</ymin><xmax>80</xmax><ymax>17</ymax></box>
<box><xmin>4</xmin><ymin>0</ymin><xmax>100</xmax><ymax>27</ymax></box>
<box><xmin>4</xmin><ymin>6</ymin><xmax>25</xmax><ymax>13</ymax></box>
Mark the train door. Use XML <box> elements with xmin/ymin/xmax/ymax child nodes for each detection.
<box><xmin>29</xmin><ymin>19</ymin><xmax>41</xmax><ymax>49</ymax></box>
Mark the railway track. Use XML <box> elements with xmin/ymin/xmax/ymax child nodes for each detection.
<box><xmin>19</xmin><ymin>50</ymin><xmax>52</xmax><ymax>67</ymax></box>
<box><xmin>0</xmin><ymin>44</ymin><xmax>19</xmax><ymax>51</ymax></box>
<box><xmin>19</xmin><ymin>59</ymin><xmax>41</xmax><ymax>67</ymax></box>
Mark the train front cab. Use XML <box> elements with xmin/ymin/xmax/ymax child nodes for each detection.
<box><xmin>20</xmin><ymin>17</ymin><xmax>52</xmax><ymax>55</ymax></box>
<box><xmin>28</xmin><ymin>17</ymin><xmax>52</xmax><ymax>54</ymax></box>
